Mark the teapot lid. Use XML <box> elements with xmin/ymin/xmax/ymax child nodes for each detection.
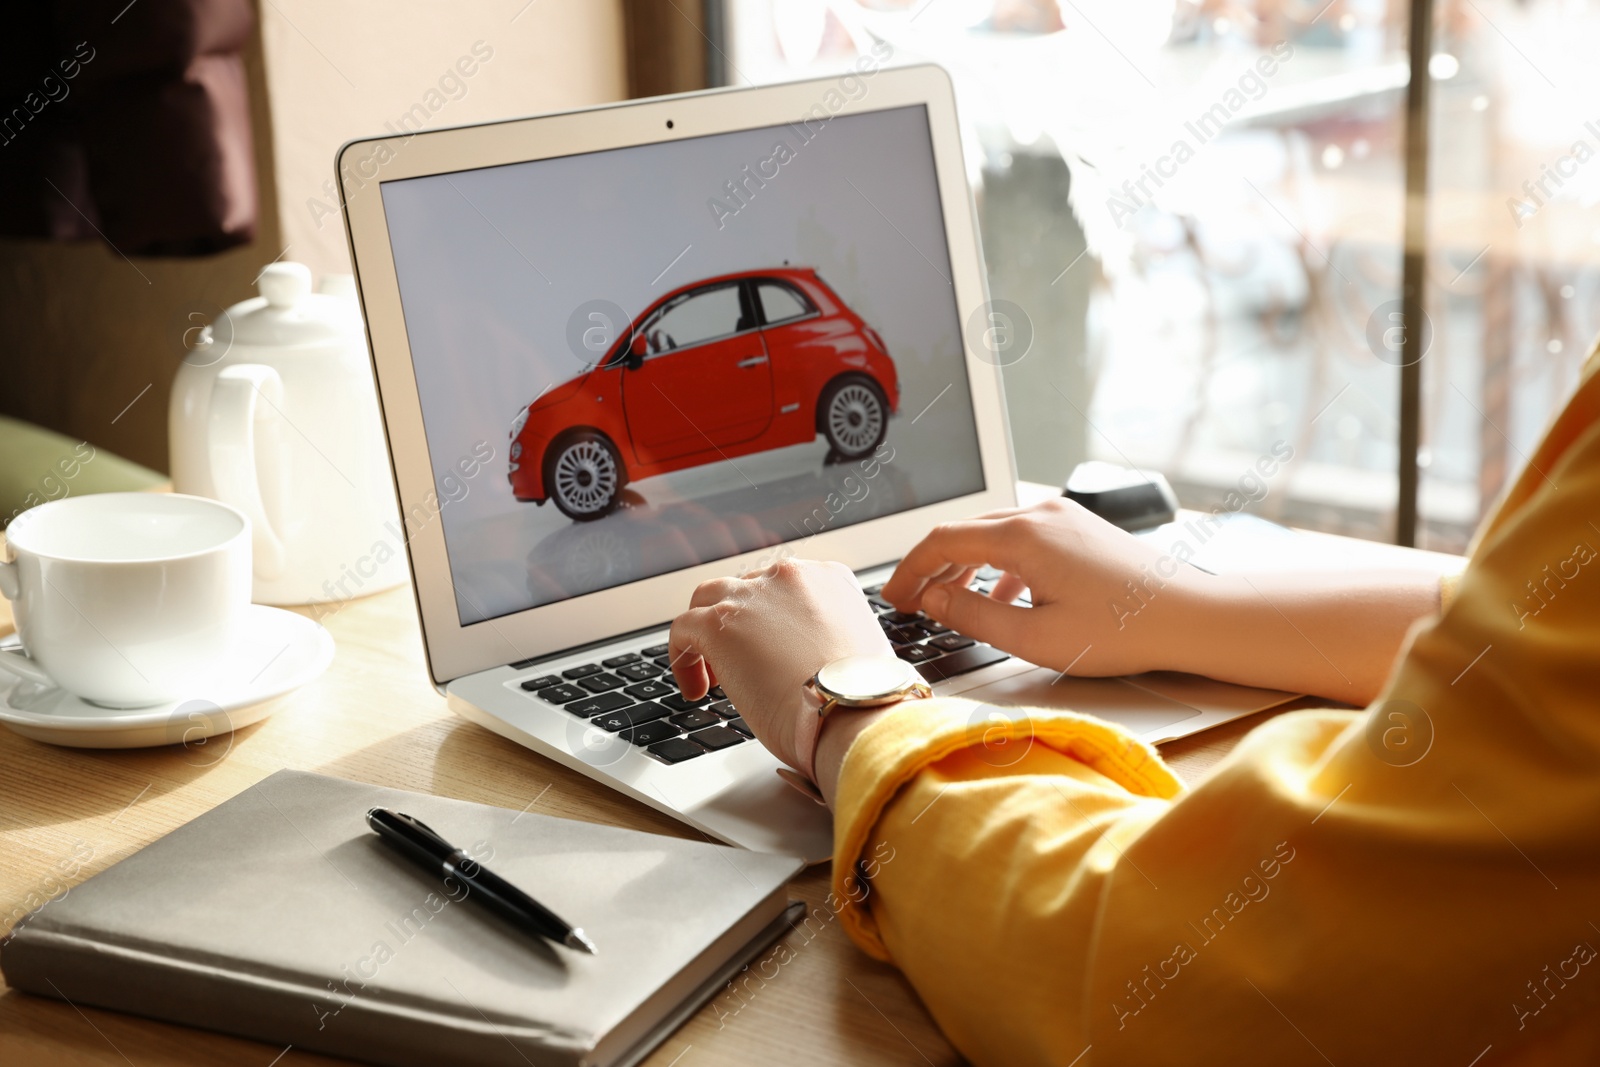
<box><xmin>210</xmin><ymin>262</ymin><xmax>363</xmax><ymax>348</ymax></box>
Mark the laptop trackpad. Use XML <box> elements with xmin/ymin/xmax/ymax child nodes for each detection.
<box><xmin>958</xmin><ymin>667</ymin><xmax>1202</xmax><ymax>736</ymax></box>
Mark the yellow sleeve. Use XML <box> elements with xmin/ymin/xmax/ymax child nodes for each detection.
<box><xmin>831</xmin><ymin>391</ymin><xmax>1600</xmax><ymax>1065</ymax></box>
<box><xmin>1439</xmin><ymin>569</ymin><xmax>1462</xmax><ymax>611</ymax></box>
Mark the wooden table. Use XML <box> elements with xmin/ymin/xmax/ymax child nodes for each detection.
<box><xmin>0</xmin><ymin>489</ymin><xmax>1462</xmax><ymax>1066</ymax></box>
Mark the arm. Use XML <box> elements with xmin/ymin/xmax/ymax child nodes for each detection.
<box><xmin>1179</xmin><ymin>569</ymin><xmax>1443</xmax><ymax>703</ymax></box>
<box><xmin>838</xmin><ymin>421</ymin><xmax>1600</xmax><ymax>1064</ymax></box>
<box><xmin>880</xmin><ymin>498</ymin><xmax>1449</xmax><ymax>704</ymax></box>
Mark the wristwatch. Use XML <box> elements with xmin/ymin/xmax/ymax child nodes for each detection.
<box><xmin>780</xmin><ymin>654</ymin><xmax>933</xmax><ymax>806</ymax></box>
<box><xmin>806</xmin><ymin>654</ymin><xmax>932</xmax><ymax>719</ymax></box>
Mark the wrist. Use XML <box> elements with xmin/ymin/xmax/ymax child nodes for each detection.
<box><xmin>813</xmin><ymin>701</ymin><xmax>904</xmax><ymax>808</ymax></box>
<box><xmin>789</xmin><ymin>684</ymin><xmax>826</xmax><ymax>782</ymax></box>
<box><xmin>1150</xmin><ymin>569</ymin><xmax>1240</xmax><ymax>677</ymax></box>
<box><xmin>792</xmin><ymin>652</ymin><xmax>931</xmax><ymax>806</ymax></box>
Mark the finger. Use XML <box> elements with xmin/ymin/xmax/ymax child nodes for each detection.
<box><xmin>899</xmin><ymin>565</ymin><xmax>983</xmax><ymax>616</ymax></box>
<box><xmin>916</xmin><ymin>561</ymin><xmax>970</xmax><ymax>591</ymax></box>
<box><xmin>937</xmin><ymin>565</ymin><xmax>978</xmax><ymax>599</ymax></box>
<box><xmin>689</xmin><ymin>576</ymin><xmax>743</xmax><ymax>609</ymax></box>
<box><xmin>881</xmin><ymin>519</ymin><xmax>1001</xmax><ymax>606</ymax></box>
<box><xmin>667</xmin><ymin>606</ymin><xmax>718</xmax><ymax>699</ymax></box>
<box><xmin>882</xmin><ymin>516</ymin><xmax>1027</xmax><ymax>608</ymax></box>
<box><xmin>740</xmin><ymin>556</ymin><xmax>786</xmax><ymax>580</ymax></box>
<box><xmin>990</xmin><ymin>571</ymin><xmax>1027</xmax><ymax>604</ymax></box>
<box><xmin>920</xmin><ymin>581</ymin><xmax>1032</xmax><ymax>652</ymax></box>
<box><xmin>969</xmin><ymin>504</ymin><xmax>1033</xmax><ymax>522</ymax></box>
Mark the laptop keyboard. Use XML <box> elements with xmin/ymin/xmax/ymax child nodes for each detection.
<box><xmin>514</xmin><ymin>571</ymin><xmax>1017</xmax><ymax>765</ymax></box>
<box><xmin>867</xmin><ymin>568</ymin><xmax>1017</xmax><ymax>683</ymax></box>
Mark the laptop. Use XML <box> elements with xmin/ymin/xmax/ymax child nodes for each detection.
<box><xmin>339</xmin><ymin>65</ymin><xmax>1295</xmax><ymax>863</ymax></box>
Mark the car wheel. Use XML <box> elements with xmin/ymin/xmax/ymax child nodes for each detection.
<box><xmin>819</xmin><ymin>376</ymin><xmax>887</xmax><ymax>459</ymax></box>
<box><xmin>544</xmin><ymin>431</ymin><xmax>623</xmax><ymax>521</ymax></box>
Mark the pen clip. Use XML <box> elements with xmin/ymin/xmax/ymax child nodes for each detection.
<box><xmin>394</xmin><ymin>812</ymin><xmax>445</xmax><ymax>841</ymax></box>
<box><xmin>367</xmin><ymin>808</ymin><xmax>456</xmax><ymax>862</ymax></box>
<box><xmin>368</xmin><ymin>807</ymin><xmax>440</xmax><ymax>836</ymax></box>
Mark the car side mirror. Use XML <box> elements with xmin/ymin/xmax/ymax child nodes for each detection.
<box><xmin>626</xmin><ymin>332</ymin><xmax>647</xmax><ymax>369</ymax></box>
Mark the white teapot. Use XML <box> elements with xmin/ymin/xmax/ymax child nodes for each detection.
<box><xmin>169</xmin><ymin>262</ymin><xmax>407</xmax><ymax>606</ymax></box>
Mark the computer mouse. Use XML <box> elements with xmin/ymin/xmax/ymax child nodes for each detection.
<box><xmin>1063</xmin><ymin>461</ymin><xmax>1179</xmax><ymax>531</ymax></box>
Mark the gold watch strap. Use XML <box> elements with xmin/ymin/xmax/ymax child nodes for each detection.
<box><xmin>786</xmin><ymin>679</ymin><xmax>931</xmax><ymax>803</ymax></box>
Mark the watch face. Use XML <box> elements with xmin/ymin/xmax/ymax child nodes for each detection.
<box><xmin>815</xmin><ymin>654</ymin><xmax>921</xmax><ymax>702</ymax></box>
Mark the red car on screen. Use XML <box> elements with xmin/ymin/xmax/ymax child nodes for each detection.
<box><xmin>508</xmin><ymin>268</ymin><xmax>900</xmax><ymax>520</ymax></box>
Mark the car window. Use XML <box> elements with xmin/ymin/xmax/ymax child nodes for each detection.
<box><xmin>757</xmin><ymin>281</ymin><xmax>813</xmax><ymax>325</ymax></box>
<box><xmin>646</xmin><ymin>284</ymin><xmax>744</xmax><ymax>354</ymax></box>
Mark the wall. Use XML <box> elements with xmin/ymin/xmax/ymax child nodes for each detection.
<box><xmin>261</xmin><ymin>0</ymin><xmax>627</xmax><ymax>279</ymax></box>
<box><xmin>0</xmin><ymin>0</ymin><xmax>627</xmax><ymax>474</ymax></box>
<box><xmin>978</xmin><ymin>150</ymin><xmax>1092</xmax><ymax>488</ymax></box>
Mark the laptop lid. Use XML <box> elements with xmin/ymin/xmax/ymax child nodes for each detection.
<box><xmin>339</xmin><ymin>63</ymin><xmax>1016</xmax><ymax>688</ymax></box>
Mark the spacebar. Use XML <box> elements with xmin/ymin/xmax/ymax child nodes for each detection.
<box><xmin>917</xmin><ymin>645</ymin><xmax>1010</xmax><ymax>683</ymax></box>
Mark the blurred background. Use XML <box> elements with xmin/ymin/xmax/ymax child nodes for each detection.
<box><xmin>4</xmin><ymin>0</ymin><xmax>1595</xmax><ymax>553</ymax></box>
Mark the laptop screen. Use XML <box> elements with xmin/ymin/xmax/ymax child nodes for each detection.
<box><xmin>381</xmin><ymin>103</ymin><xmax>986</xmax><ymax>626</ymax></box>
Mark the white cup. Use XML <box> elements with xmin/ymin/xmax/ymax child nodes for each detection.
<box><xmin>0</xmin><ymin>493</ymin><xmax>252</xmax><ymax>708</ymax></box>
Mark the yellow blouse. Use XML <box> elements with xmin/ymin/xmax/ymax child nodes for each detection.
<box><xmin>831</xmin><ymin>349</ymin><xmax>1600</xmax><ymax>1066</ymax></box>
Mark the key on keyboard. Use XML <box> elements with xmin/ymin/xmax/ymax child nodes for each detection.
<box><xmin>916</xmin><ymin>644</ymin><xmax>1010</xmax><ymax>683</ymax></box>
<box><xmin>689</xmin><ymin>726</ymin><xmax>744</xmax><ymax>750</ymax></box>
<box><xmin>566</xmin><ymin>692</ymin><xmax>632</xmax><ymax>717</ymax></box>
<box><xmin>577</xmin><ymin>672</ymin><xmax>626</xmax><ymax>693</ymax></box>
<box><xmin>591</xmin><ymin>701</ymin><xmax>670</xmax><ymax>731</ymax></box>
<box><xmin>929</xmin><ymin>633</ymin><xmax>976</xmax><ymax>652</ymax></box>
<box><xmin>622</xmin><ymin>720</ymin><xmax>681</xmax><ymax>746</ymax></box>
<box><xmin>624</xmin><ymin>679</ymin><xmax>674</xmax><ymax>701</ymax></box>
<box><xmin>519</xmin><ymin>674</ymin><xmax>561</xmax><ymax>691</ymax></box>
<box><xmin>648</xmin><ymin>737</ymin><xmax>705</xmax><ymax>763</ymax></box>
<box><xmin>670</xmin><ymin>708</ymin><xmax>721</xmax><ymax>731</ymax></box>
<box><xmin>884</xmin><ymin>624</ymin><xmax>925</xmax><ymax>645</ymax></box>
<box><xmin>614</xmin><ymin>662</ymin><xmax>658</xmax><ymax>683</ymax></box>
<box><xmin>562</xmin><ymin>663</ymin><xmax>602</xmax><ymax>679</ymax></box>
<box><xmin>534</xmin><ymin>683</ymin><xmax>586</xmax><ymax>704</ymax></box>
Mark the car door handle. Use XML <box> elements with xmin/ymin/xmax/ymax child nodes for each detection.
<box><xmin>736</xmin><ymin>356</ymin><xmax>769</xmax><ymax>368</ymax></box>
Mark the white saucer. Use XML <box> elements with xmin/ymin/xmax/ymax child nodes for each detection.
<box><xmin>0</xmin><ymin>605</ymin><xmax>334</xmax><ymax>749</ymax></box>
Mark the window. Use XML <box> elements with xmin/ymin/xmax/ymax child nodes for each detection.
<box><xmin>757</xmin><ymin>281</ymin><xmax>813</xmax><ymax>324</ymax></box>
<box><xmin>1416</xmin><ymin>0</ymin><xmax>1600</xmax><ymax>552</ymax></box>
<box><xmin>647</xmin><ymin>284</ymin><xmax>744</xmax><ymax>353</ymax></box>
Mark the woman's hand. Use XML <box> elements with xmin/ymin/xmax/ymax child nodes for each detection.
<box><xmin>881</xmin><ymin>498</ymin><xmax>1213</xmax><ymax>679</ymax></box>
<box><xmin>881</xmin><ymin>497</ymin><xmax>1451</xmax><ymax>704</ymax></box>
<box><xmin>669</xmin><ymin>558</ymin><xmax>892</xmax><ymax>780</ymax></box>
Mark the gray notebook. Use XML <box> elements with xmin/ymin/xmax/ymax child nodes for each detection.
<box><xmin>1</xmin><ymin>769</ymin><xmax>805</xmax><ymax>1067</ymax></box>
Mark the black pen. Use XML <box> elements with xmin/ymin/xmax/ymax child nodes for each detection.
<box><xmin>365</xmin><ymin>808</ymin><xmax>597</xmax><ymax>954</ymax></box>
